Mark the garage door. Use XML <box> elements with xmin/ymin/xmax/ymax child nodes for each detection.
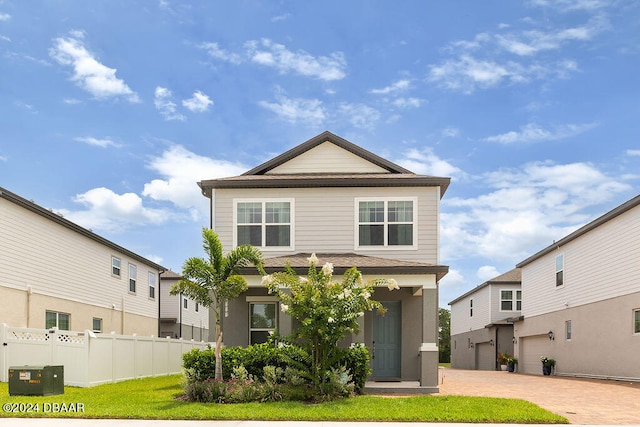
<box><xmin>521</xmin><ymin>335</ymin><xmax>552</xmax><ymax>375</ymax></box>
<box><xmin>476</xmin><ymin>342</ymin><xmax>495</xmax><ymax>371</ymax></box>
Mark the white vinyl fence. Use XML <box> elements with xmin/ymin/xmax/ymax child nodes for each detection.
<box><xmin>0</xmin><ymin>323</ymin><xmax>210</xmax><ymax>387</ymax></box>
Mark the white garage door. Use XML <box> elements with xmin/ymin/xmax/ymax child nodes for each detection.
<box><xmin>521</xmin><ymin>335</ymin><xmax>552</xmax><ymax>375</ymax></box>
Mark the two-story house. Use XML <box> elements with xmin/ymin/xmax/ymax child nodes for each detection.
<box><xmin>0</xmin><ymin>186</ymin><xmax>165</xmax><ymax>336</ymax></box>
<box><xmin>514</xmin><ymin>194</ymin><xmax>640</xmax><ymax>379</ymax></box>
<box><xmin>197</xmin><ymin>131</ymin><xmax>450</xmax><ymax>391</ymax></box>
<box><xmin>449</xmin><ymin>268</ymin><xmax>521</xmax><ymax>370</ymax></box>
<box><xmin>159</xmin><ymin>270</ymin><xmax>210</xmax><ymax>340</ymax></box>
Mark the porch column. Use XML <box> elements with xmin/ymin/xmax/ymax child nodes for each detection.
<box><xmin>420</xmin><ymin>276</ymin><xmax>439</xmax><ymax>391</ymax></box>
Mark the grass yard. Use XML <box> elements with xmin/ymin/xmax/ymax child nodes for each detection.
<box><xmin>0</xmin><ymin>375</ymin><xmax>568</xmax><ymax>423</ymax></box>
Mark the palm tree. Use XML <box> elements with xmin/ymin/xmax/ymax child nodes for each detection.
<box><xmin>170</xmin><ymin>227</ymin><xmax>264</xmax><ymax>381</ymax></box>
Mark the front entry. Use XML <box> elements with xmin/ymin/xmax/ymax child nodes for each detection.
<box><xmin>372</xmin><ymin>300</ymin><xmax>401</xmax><ymax>380</ymax></box>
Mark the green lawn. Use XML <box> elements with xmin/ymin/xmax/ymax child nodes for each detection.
<box><xmin>0</xmin><ymin>375</ymin><xmax>568</xmax><ymax>423</ymax></box>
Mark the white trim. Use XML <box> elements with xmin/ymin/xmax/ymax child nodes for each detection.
<box><xmin>233</xmin><ymin>198</ymin><xmax>295</xmax><ymax>251</ymax></box>
<box><xmin>419</xmin><ymin>343</ymin><xmax>438</xmax><ymax>352</ymax></box>
<box><xmin>354</xmin><ymin>197</ymin><xmax>418</xmax><ymax>251</ymax></box>
<box><xmin>245</xmin><ymin>296</ymin><xmax>279</xmax><ymax>302</ymax></box>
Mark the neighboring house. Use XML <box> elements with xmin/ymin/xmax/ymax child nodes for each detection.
<box><xmin>0</xmin><ymin>187</ymin><xmax>166</xmax><ymax>337</ymax></box>
<box><xmin>449</xmin><ymin>269</ymin><xmax>521</xmax><ymax>370</ymax></box>
<box><xmin>159</xmin><ymin>270</ymin><xmax>209</xmax><ymax>340</ymax></box>
<box><xmin>514</xmin><ymin>194</ymin><xmax>640</xmax><ymax>380</ymax></box>
<box><xmin>197</xmin><ymin>131</ymin><xmax>450</xmax><ymax>391</ymax></box>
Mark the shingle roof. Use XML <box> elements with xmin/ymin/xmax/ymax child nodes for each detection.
<box><xmin>448</xmin><ymin>268</ymin><xmax>521</xmax><ymax>305</ymax></box>
<box><xmin>240</xmin><ymin>252</ymin><xmax>449</xmax><ymax>281</ymax></box>
<box><xmin>198</xmin><ymin>131</ymin><xmax>451</xmax><ymax>197</ymax></box>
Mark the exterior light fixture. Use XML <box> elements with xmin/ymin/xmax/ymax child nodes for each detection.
<box><xmin>512</xmin><ymin>336</ymin><xmax>517</xmax><ymax>344</ymax></box>
<box><xmin>489</xmin><ymin>339</ymin><xmax>494</xmax><ymax>346</ymax></box>
<box><xmin>548</xmin><ymin>330</ymin><xmax>555</xmax><ymax>340</ymax></box>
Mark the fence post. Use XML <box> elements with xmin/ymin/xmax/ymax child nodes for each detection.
<box><xmin>0</xmin><ymin>323</ymin><xmax>6</xmax><ymax>382</ymax></box>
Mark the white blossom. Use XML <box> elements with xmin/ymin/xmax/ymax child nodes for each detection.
<box><xmin>328</xmin><ymin>317</ymin><xmax>335</xmax><ymax>323</ymax></box>
<box><xmin>362</xmin><ymin>291</ymin><xmax>371</xmax><ymax>299</ymax></box>
<box><xmin>337</xmin><ymin>293</ymin><xmax>344</xmax><ymax>300</ymax></box>
<box><xmin>357</xmin><ymin>312</ymin><xmax>364</xmax><ymax>317</ymax></box>
<box><xmin>299</xmin><ymin>276</ymin><xmax>309</xmax><ymax>284</ymax></box>
<box><xmin>261</xmin><ymin>275</ymin><xmax>273</xmax><ymax>286</ymax></box>
<box><xmin>321</xmin><ymin>262</ymin><xmax>333</xmax><ymax>276</ymax></box>
<box><xmin>281</xmin><ymin>304</ymin><xmax>289</xmax><ymax>312</ymax></box>
<box><xmin>307</xmin><ymin>253</ymin><xmax>318</xmax><ymax>266</ymax></box>
<box><xmin>387</xmin><ymin>278</ymin><xmax>399</xmax><ymax>291</ymax></box>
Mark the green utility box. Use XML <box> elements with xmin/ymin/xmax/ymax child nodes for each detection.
<box><xmin>8</xmin><ymin>365</ymin><xmax>64</xmax><ymax>396</ymax></box>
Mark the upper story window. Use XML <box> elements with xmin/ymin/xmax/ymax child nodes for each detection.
<box><xmin>183</xmin><ymin>298</ymin><xmax>188</xmax><ymax>310</ymax></box>
<box><xmin>500</xmin><ymin>289</ymin><xmax>522</xmax><ymax>311</ymax></box>
<box><xmin>195</xmin><ymin>302</ymin><xmax>199</xmax><ymax>313</ymax></box>
<box><xmin>148</xmin><ymin>272</ymin><xmax>156</xmax><ymax>299</ymax></box>
<box><xmin>555</xmin><ymin>254</ymin><xmax>564</xmax><ymax>287</ymax></box>
<box><xmin>129</xmin><ymin>264</ymin><xmax>137</xmax><ymax>293</ymax></box>
<box><xmin>235</xmin><ymin>199</ymin><xmax>293</xmax><ymax>249</ymax></box>
<box><xmin>112</xmin><ymin>256</ymin><xmax>121</xmax><ymax>278</ymax></box>
<box><xmin>469</xmin><ymin>299</ymin><xmax>473</xmax><ymax>317</ymax></box>
<box><xmin>356</xmin><ymin>198</ymin><xmax>416</xmax><ymax>248</ymax></box>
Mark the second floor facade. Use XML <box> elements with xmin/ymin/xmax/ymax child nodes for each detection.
<box><xmin>198</xmin><ymin>131</ymin><xmax>450</xmax><ymax>264</ymax></box>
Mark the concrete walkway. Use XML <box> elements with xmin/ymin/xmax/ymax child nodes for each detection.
<box><xmin>436</xmin><ymin>368</ymin><xmax>640</xmax><ymax>425</ymax></box>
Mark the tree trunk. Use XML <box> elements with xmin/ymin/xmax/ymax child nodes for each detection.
<box><xmin>215</xmin><ymin>329</ymin><xmax>223</xmax><ymax>381</ymax></box>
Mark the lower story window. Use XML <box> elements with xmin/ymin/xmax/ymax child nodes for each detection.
<box><xmin>249</xmin><ymin>302</ymin><xmax>277</xmax><ymax>345</ymax></box>
<box><xmin>93</xmin><ymin>317</ymin><xmax>103</xmax><ymax>333</ymax></box>
<box><xmin>634</xmin><ymin>309</ymin><xmax>640</xmax><ymax>334</ymax></box>
<box><xmin>46</xmin><ymin>310</ymin><xmax>70</xmax><ymax>330</ymax></box>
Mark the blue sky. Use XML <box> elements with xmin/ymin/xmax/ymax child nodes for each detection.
<box><xmin>1</xmin><ymin>0</ymin><xmax>638</xmax><ymax>308</ymax></box>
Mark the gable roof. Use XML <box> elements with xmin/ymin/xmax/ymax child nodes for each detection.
<box><xmin>239</xmin><ymin>252</ymin><xmax>449</xmax><ymax>281</ymax></box>
<box><xmin>448</xmin><ymin>268</ymin><xmax>521</xmax><ymax>305</ymax></box>
<box><xmin>198</xmin><ymin>131</ymin><xmax>451</xmax><ymax>197</ymax></box>
<box><xmin>243</xmin><ymin>131</ymin><xmax>413</xmax><ymax>175</ymax></box>
<box><xmin>516</xmin><ymin>193</ymin><xmax>640</xmax><ymax>268</ymax></box>
<box><xmin>0</xmin><ymin>186</ymin><xmax>167</xmax><ymax>272</ymax></box>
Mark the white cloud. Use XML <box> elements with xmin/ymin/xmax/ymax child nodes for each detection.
<box><xmin>245</xmin><ymin>38</ymin><xmax>347</xmax><ymax>81</ymax></box>
<box><xmin>0</xmin><ymin>155</ymin><xmax>7</xmax><ymax>162</ymax></box>
<box><xmin>59</xmin><ymin>187</ymin><xmax>172</xmax><ymax>232</ymax></box>
<box><xmin>427</xmin><ymin>12</ymin><xmax>606</xmax><ymax>93</ymax></box>
<box><xmin>627</xmin><ymin>149</ymin><xmax>640</xmax><ymax>157</ymax></box>
<box><xmin>0</xmin><ymin>12</ymin><xmax>10</xmax><ymax>21</ymax></box>
<box><xmin>74</xmin><ymin>136</ymin><xmax>120</xmax><ymax>148</ymax></box>
<box><xmin>154</xmin><ymin>86</ymin><xmax>185</xmax><ymax>121</ymax></box>
<box><xmin>199</xmin><ymin>42</ymin><xmax>243</xmax><ymax>64</ymax></box>
<box><xmin>477</xmin><ymin>266</ymin><xmax>500</xmax><ymax>281</ymax></box>
<box><xmin>182</xmin><ymin>90</ymin><xmax>213</xmax><ymax>112</ymax></box>
<box><xmin>259</xmin><ymin>91</ymin><xmax>326</xmax><ymax>127</ymax></box>
<box><xmin>392</xmin><ymin>97</ymin><xmax>424</xmax><ymax>109</ymax></box>
<box><xmin>529</xmin><ymin>0</ymin><xmax>608</xmax><ymax>11</ymax></box>
<box><xmin>396</xmin><ymin>147</ymin><xmax>462</xmax><ymax>178</ymax></box>
<box><xmin>338</xmin><ymin>103</ymin><xmax>381</xmax><ymax>130</ymax></box>
<box><xmin>442</xmin><ymin>127</ymin><xmax>460</xmax><ymax>138</ymax></box>
<box><xmin>200</xmin><ymin>39</ymin><xmax>347</xmax><ymax>81</ymax></box>
<box><xmin>483</xmin><ymin>122</ymin><xmax>596</xmax><ymax>144</ymax></box>
<box><xmin>438</xmin><ymin>268</ymin><xmax>465</xmax><ymax>291</ymax></box>
<box><xmin>63</xmin><ymin>98</ymin><xmax>82</xmax><ymax>105</ymax></box>
<box><xmin>143</xmin><ymin>145</ymin><xmax>247</xmax><ymax>220</ymax></box>
<box><xmin>271</xmin><ymin>13</ymin><xmax>291</xmax><ymax>22</ymax></box>
<box><xmin>49</xmin><ymin>31</ymin><xmax>139</xmax><ymax>102</ymax></box>
<box><xmin>440</xmin><ymin>160</ymin><xmax>631</xmax><ymax>265</ymax></box>
<box><xmin>370</xmin><ymin>79</ymin><xmax>411</xmax><ymax>95</ymax></box>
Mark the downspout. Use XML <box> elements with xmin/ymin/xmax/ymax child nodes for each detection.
<box><xmin>157</xmin><ymin>270</ymin><xmax>164</xmax><ymax>337</ymax></box>
<box><xmin>26</xmin><ymin>285</ymin><xmax>32</xmax><ymax>328</ymax></box>
<box><xmin>179</xmin><ymin>293</ymin><xmax>183</xmax><ymax>338</ymax></box>
<box><xmin>494</xmin><ymin>326</ymin><xmax>500</xmax><ymax>371</ymax></box>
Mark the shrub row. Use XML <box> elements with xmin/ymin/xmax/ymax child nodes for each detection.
<box><xmin>182</xmin><ymin>342</ymin><xmax>371</xmax><ymax>394</ymax></box>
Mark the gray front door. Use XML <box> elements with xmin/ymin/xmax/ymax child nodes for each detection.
<box><xmin>372</xmin><ymin>300</ymin><xmax>401</xmax><ymax>379</ymax></box>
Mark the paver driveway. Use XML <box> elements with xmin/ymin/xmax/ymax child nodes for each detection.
<box><xmin>436</xmin><ymin>368</ymin><xmax>640</xmax><ymax>425</ymax></box>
